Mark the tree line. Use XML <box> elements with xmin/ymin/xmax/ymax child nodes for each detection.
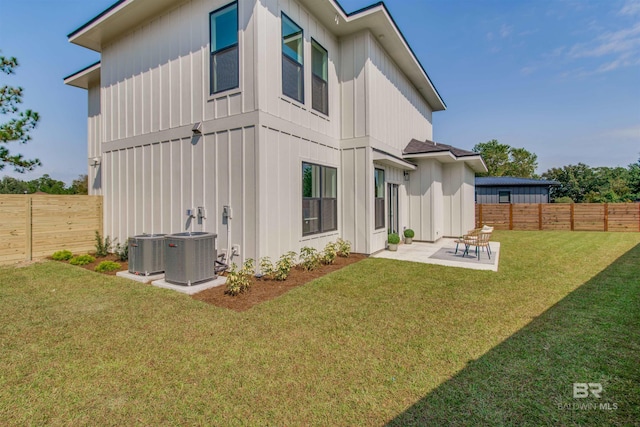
<box><xmin>474</xmin><ymin>140</ymin><xmax>640</xmax><ymax>203</ymax></box>
<box><xmin>0</xmin><ymin>174</ymin><xmax>88</xmax><ymax>195</ymax></box>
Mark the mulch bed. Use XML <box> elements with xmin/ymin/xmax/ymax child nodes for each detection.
<box><xmin>192</xmin><ymin>254</ymin><xmax>367</xmax><ymax>312</ymax></box>
<box><xmin>51</xmin><ymin>252</ymin><xmax>366</xmax><ymax>312</ymax></box>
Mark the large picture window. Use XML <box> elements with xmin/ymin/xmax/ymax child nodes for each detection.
<box><xmin>282</xmin><ymin>14</ymin><xmax>304</xmax><ymax>103</ymax></box>
<box><xmin>210</xmin><ymin>2</ymin><xmax>238</xmax><ymax>94</ymax></box>
<box><xmin>374</xmin><ymin>168</ymin><xmax>385</xmax><ymax>230</ymax></box>
<box><xmin>302</xmin><ymin>162</ymin><xmax>337</xmax><ymax>236</ymax></box>
<box><xmin>311</xmin><ymin>39</ymin><xmax>328</xmax><ymax>115</ymax></box>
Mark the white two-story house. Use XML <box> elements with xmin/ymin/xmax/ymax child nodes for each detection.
<box><xmin>64</xmin><ymin>0</ymin><xmax>486</xmax><ymax>263</ymax></box>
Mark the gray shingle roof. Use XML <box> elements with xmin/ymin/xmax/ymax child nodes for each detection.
<box><xmin>403</xmin><ymin>139</ymin><xmax>478</xmax><ymax>158</ymax></box>
<box><xmin>475</xmin><ymin>177</ymin><xmax>560</xmax><ymax>187</ymax></box>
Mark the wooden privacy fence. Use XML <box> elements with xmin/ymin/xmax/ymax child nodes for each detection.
<box><xmin>476</xmin><ymin>203</ymin><xmax>640</xmax><ymax>232</ymax></box>
<box><xmin>0</xmin><ymin>195</ymin><xmax>103</xmax><ymax>264</ymax></box>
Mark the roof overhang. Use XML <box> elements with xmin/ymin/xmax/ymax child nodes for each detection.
<box><xmin>373</xmin><ymin>149</ymin><xmax>417</xmax><ymax>171</ymax></box>
<box><xmin>299</xmin><ymin>0</ymin><xmax>446</xmax><ymax>111</ymax></box>
<box><xmin>68</xmin><ymin>0</ymin><xmax>178</xmax><ymax>52</ymax></box>
<box><xmin>404</xmin><ymin>152</ymin><xmax>487</xmax><ymax>174</ymax></box>
<box><xmin>68</xmin><ymin>0</ymin><xmax>446</xmax><ymax>112</ymax></box>
<box><xmin>63</xmin><ymin>61</ymin><xmax>101</xmax><ymax>89</ymax></box>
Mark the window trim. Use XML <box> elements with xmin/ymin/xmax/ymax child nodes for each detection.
<box><xmin>209</xmin><ymin>1</ymin><xmax>239</xmax><ymax>95</ymax></box>
<box><xmin>498</xmin><ymin>190</ymin><xmax>511</xmax><ymax>204</ymax></box>
<box><xmin>311</xmin><ymin>38</ymin><xmax>328</xmax><ymax>116</ymax></box>
<box><xmin>281</xmin><ymin>13</ymin><xmax>305</xmax><ymax>104</ymax></box>
<box><xmin>302</xmin><ymin>161</ymin><xmax>338</xmax><ymax>236</ymax></box>
<box><xmin>374</xmin><ymin>168</ymin><xmax>385</xmax><ymax>230</ymax></box>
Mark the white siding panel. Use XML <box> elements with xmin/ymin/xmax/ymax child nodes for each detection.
<box><xmin>367</xmin><ymin>34</ymin><xmax>433</xmax><ymax>154</ymax></box>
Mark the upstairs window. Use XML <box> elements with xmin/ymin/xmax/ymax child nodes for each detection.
<box><xmin>210</xmin><ymin>2</ymin><xmax>238</xmax><ymax>94</ymax></box>
<box><xmin>311</xmin><ymin>39</ymin><xmax>328</xmax><ymax>115</ymax></box>
<box><xmin>302</xmin><ymin>162</ymin><xmax>337</xmax><ymax>235</ymax></box>
<box><xmin>282</xmin><ymin>14</ymin><xmax>304</xmax><ymax>103</ymax></box>
<box><xmin>374</xmin><ymin>169</ymin><xmax>385</xmax><ymax>229</ymax></box>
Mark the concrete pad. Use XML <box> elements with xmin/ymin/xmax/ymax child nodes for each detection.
<box><xmin>371</xmin><ymin>238</ymin><xmax>500</xmax><ymax>272</ymax></box>
<box><xmin>150</xmin><ymin>276</ymin><xmax>227</xmax><ymax>295</ymax></box>
<box><xmin>116</xmin><ymin>271</ymin><xmax>165</xmax><ymax>284</ymax></box>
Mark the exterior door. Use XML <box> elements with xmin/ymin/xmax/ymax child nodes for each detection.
<box><xmin>388</xmin><ymin>183</ymin><xmax>399</xmax><ymax>234</ymax></box>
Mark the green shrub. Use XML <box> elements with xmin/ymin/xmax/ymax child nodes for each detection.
<box><xmin>114</xmin><ymin>239</ymin><xmax>128</xmax><ymax>261</ymax></box>
<box><xmin>388</xmin><ymin>233</ymin><xmax>400</xmax><ymax>245</ymax></box>
<box><xmin>95</xmin><ymin>261</ymin><xmax>121</xmax><ymax>273</ymax></box>
<box><xmin>259</xmin><ymin>256</ymin><xmax>275</xmax><ymax>279</ymax></box>
<box><xmin>69</xmin><ymin>254</ymin><xmax>96</xmax><ymax>266</ymax></box>
<box><xmin>274</xmin><ymin>251</ymin><xmax>296</xmax><ymax>281</ymax></box>
<box><xmin>336</xmin><ymin>238</ymin><xmax>351</xmax><ymax>257</ymax></box>
<box><xmin>321</xmin><ymin>242</ymin><xmax>337</xmax><ymax>265</ymax></box>
<box><xmin>403</xmin><ymin>229</ymin><xmax>415</xmax><ymax>238</ymax></box>
<box><xmin>299</xmin><ymin>247</ymin><xmax>321</xmax><ymax>271</ymax></box>
<box><xmin>225</xmin><ymin>259</ymin><xmax>254</xmax><ymax>296</ymax></box>
<box><xmin>52</xmin><ymin>250</ymin><xmax>73</xmax><ymax>261</ymax></box>
<box><xmin>94</xmin><ymin>231</ymin><xmax>112</xmax><ymax>257</ymax></box>
<box><xmin>554</xmin><ymin>196</ymin><xmax>574</xmax><ymax>203</ymax></box>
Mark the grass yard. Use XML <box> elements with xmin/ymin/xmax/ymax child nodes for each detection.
<box><xmin>0</xmin><ymin>231</ymin><xmax>638</xmax><ymax>426</ymax></box>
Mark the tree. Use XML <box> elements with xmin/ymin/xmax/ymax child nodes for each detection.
<box><xmin>26</xmin><ymin>174</ymin><xmax>68</xmax><ymax>194</ymax></box>
<box><xmin>70</xmin><ymin>174</ymin><xmax>89</xmax><ymax>195</ymax></box>
<box><xmin>472</xmin><ymin>139</ymin><xmax>538</xmax><ymax>178</ymax></box>
<box><xmin>0</xmin><ymin>175</ymin><xmax>28</xmax><ymax>193</ymax></box>
<box><xmin>542</xmin><ymin>163</ymin><xmax>596</xmax><ymax>203</ymax></box>
<box><xmin>0</xmin><ymin>53</ymin><xmax>40</xmax><ymax>172</ymax></box>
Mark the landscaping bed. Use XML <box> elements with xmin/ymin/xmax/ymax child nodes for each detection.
<box><xmin>193</xmin><ymin>253</ymin><xmax>366</xmax><ymax>311</ymax></box>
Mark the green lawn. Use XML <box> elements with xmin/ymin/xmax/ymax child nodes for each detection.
<box><xmin>1</xmin><ymin>231</ymin><xmax>638</xmax><ymax>426</ymax></box>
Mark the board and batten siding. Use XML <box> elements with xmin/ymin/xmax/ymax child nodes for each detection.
<box><xmin>88</xmin><ymin>83</ymin><xmax>102</xmax><ymax>195</ymax></box>
<box><xmin>340</xmin><ymin>31</ymin><xmax>433</xmax><ymax>155</ymax></box>
<box><xmin>408</xmin><ymin>159</ymin><xmax>443</xmax><ymax>242</ymax></box>
<box><xmin>442</xmin><ymin>162</ymin><xmax>476</xmax><ymax>237</ymax></box>
<box><xmin>368</xmin><ymin>34</ymin><xmax>433</xmax><ymax>153</ymax></box>
<box><xmin>258</xmin><ymin>126</ymin><xmax>340</xmax><ymax>260</ymax></box>
<box><xmin>476</xmin><ymin>186</ymin><xmax>551</xmax><ymax>204</ymax></box>
<box><xmin>256</xmin><ymin>0</ymin><xmax>341</xmax><ymax>140</ymax></box>
<box><xmin>103</xmin><ymin>126</ymin><xmax>257</xmax><ymax>262</ymax></box>
<box><xmin>99</xmin><ymin>0</ymin><xmax>257</xmax><ymax>145</ymax></box>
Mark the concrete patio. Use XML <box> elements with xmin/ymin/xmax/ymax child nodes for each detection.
<box><xmin>371</xmin><ymin>238</ymin><xmax>500</xmax><ymax>271</ymax></box>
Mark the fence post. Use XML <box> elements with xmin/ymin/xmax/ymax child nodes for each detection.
<box><xmin>538</xmin><ymin>203</ymin><xmax>543</xmax><ymax>230</ymax></box>
<box><xmin>570</xmin><ymin>203</ymin><xmax>575</xmax><ymax>231</ymax></box>
<box><xmin>478</xmin><ymin>204</ymin><xmax>483</xmax><ymax>227</ymax></box>
<box><xmin>604</xmin><ymin>203</ymin><xmax>608</xmax><ymax>232</ymax></box>
<box><xmin>25</xmin><ymin>195</ymin><xmax>32</xmax><ymax>261</ymax></box>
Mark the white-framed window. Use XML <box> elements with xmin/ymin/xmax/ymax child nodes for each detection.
<box><xmin>302</xmin><ymin>162</ymin><xmax>337</xmax><ymax>235</ymax></box>
<box><xmin>311</xmin><ymin>39</ymin><xmax>328</xmax><ymax>115</ymax></box>
<box><xmin>498</xmin><ymin>190</ymin><xmax>511</xmax><ymax>204</ymax></box>
<box><xmin>374</xmin><ymin>168</ymin><xmax>385</xmax><ymax>229</ymax></box>
<box><xmin>210</xmin><ymin>2</ymin><xmax>238</xmax><ymax>94</ymax></box>
<box><xmin>282</xmin><ymin>14</ymin><xmax>304</xmax><ymax>103</ymax></box>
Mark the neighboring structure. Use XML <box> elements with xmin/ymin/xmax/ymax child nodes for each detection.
<box><xmin>64</xmin><ymin>0</ymin><xmax>486</xmax><ymax>262</ymax></box>
<box><xmin>475</xmin><ymin>177</ymin><xmax>560</xmax><ymax>204</ymax></box>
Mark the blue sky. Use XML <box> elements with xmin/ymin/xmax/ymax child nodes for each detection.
<box><xmin>1</xmin><ymin>0</ymin><xmax>639</xmax><ymax>184</ymax></box>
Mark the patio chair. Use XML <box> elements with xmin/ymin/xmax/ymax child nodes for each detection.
<box><xmin>462</xmin><ymin>228</ymin><xmax>493</xmax><ymax>260</ymax></box>
<box><xmin>454</xmin><ymin>228</ymin><xmax>481</xmax><ymax>254</ymax></box>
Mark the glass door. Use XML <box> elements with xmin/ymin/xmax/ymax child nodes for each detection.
<box><xmin>388</xmin><ymin>183</ymin><xmax>399</xmax><ymax>234</ymax></box>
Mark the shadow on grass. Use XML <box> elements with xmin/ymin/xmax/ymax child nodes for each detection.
<box><xmin>386</xmin><ymin>243</ymin><xmax>640</xmax><ymax>427</ymax></box>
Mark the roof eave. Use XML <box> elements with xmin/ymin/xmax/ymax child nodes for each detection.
<box><xmin>63</xmin><ymin>61</ymin><xmax>101</xmax><ymax>89</ymax></box>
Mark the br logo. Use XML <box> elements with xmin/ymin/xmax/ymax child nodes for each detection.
<box><xmin>573</xmin><ymin>383</ymin><xmax>603</xmax><ymax>398</ymax></box>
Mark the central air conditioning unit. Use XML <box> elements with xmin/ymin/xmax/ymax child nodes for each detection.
<box><xmin>128</xmin><ymin>234</ymin><xmax>166</xmax><ymax>276</ymax></box>
<box><xmin>164</xmin><ymin>232</ymin><xmax>217</xmax><ymax>286</ymax></box>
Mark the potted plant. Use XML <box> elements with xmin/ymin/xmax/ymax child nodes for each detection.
<box><xmin>388</xmin><ymin>233</ymin><xmax>400</xmax><ymax>251</ymax></box>
<box><xmin>403</xmin><ymin>228</ymin><xmax>415</xmax><ymax>244</ymax></box>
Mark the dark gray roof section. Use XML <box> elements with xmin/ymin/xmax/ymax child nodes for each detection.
<box><xmin>403</xmin><ymin>139</ymin><xmax>477</xmax><ymax>158</ymax></box>
<box><xmin>475</xmin><ymin>177</ymin><xmax>560</xmax><ymax>187</ymax></box>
